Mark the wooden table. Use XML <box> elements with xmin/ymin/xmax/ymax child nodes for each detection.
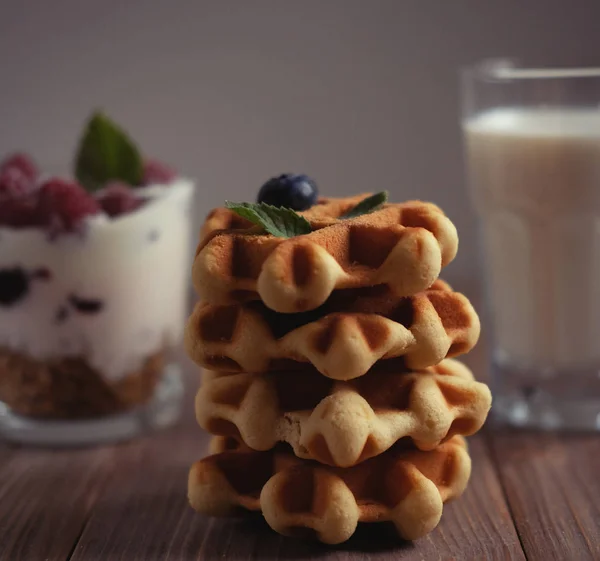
<box><xmin>0</xmin><ymin>358</ymin><xmax>598</xmax><ymax>561</ymax></box>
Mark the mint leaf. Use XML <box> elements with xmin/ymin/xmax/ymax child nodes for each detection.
<box><xmin>341</xmin><ymin>191</ymin><xmax>388</xmax><ymax>219</ymax></box>
<box><xmin>74</xmin><ymin>111</ymin><xmax>143</xmax><ymax>192</ymax></box>
<box><xmin>225</xmin><ymin>201</ymin><xmax>312</xmax><ymax>238</ymax></box>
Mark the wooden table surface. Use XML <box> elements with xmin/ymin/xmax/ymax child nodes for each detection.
<box><xmin>0</xmin><ymin>358</ymin><xmax>599</xmax><ymax>561</ymax></box>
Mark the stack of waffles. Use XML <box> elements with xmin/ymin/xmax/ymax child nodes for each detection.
<box><xmin>185</xmin><ymin>194</ymin><xmax>491</xmax><ymax>544</ymax></box>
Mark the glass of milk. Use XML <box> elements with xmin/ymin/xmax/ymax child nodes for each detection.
<box><xmin>463</xmin><ymin>59</ymin><xmax>600</xmax><ymax>430</ymax></box>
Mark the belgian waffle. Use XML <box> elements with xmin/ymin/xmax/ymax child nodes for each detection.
<box><xmin>188</xmin><ymin>436</ymin><xmax>470</xmax><ymax>543</ymax></box>
<box><xmin>196</xmin><ymin>359</ymin><xmax>490</xmax><ymax>467</ymax></box>
<box><xmin>194</xmin><ymin>196</ymin><xmax>458</xmax><ymax>312</ymax></box>
<box><xmin>185</xmin><ymin>280</ymin><xmax>480</xmax><ymax>379</ymax></box>
<box><xmin>209</xmin><ymin>435</ymin><xmax>250</xmax><ymax>454</ymax></box>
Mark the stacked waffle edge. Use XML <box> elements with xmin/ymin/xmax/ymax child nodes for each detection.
<box><xmin>185</xmin><ymin>195</ymin><xmax>491</xmax><ymax>544</ymax></box>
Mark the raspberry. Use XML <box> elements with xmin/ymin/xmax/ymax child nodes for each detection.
<box><xmin>96</xmin><ymin>183</ymin><xmax>144</xmax><ymax>217</ymax></box>
<box><xmin>37</xmin><ymin>178</ymin><xmax>100</xmax><ymax>234</ymax></box>
<box><xmin>0</xmin><ymin>194</ymin><xmax>42</xmax><ymax>228</ymax></box>
<box><xmin>0</xmin><ymin>153</ymin><xmax>38</xmax><ymax>182</ymax></box>
<box><xmin>0</xmin><ymin>167</ymin><xmax>33</xmax><ymax>197</ymax></box>
<box><xmin>142</xmin><ymin>159</ymin><xmax>176</xmax><ymax>185</ymax></box>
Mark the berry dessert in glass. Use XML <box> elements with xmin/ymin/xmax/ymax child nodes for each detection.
<box><xmin>0</xmin><ymin>112</ymin><xmax>194</xmax><ymax>445</ymax></box>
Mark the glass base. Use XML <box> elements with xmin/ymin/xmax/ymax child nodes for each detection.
<box><xmin>492</xmin><ymin>359</ymin><xmax>600</xmax><ymax>431</ymax></box>
<box><xmin>0</xmin><ymin>363</ymin><xmax>184</xmax><ymax>447</ymax></box>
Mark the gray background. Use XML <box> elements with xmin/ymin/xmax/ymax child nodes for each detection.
<box><xmin>1</xmin><ymin>0</ymin><xmax>599</xmax><ymax>288</ymax></box>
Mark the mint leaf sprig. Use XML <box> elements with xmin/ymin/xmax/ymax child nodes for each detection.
<box><xmin>74</xmin><ymin>111</ymin><xmax>143</xmax><ymax>192</ymax></box>
<box><xmin>225</xmin><ymin>201</ymin><xmax>312</xmax><ymax>238</ymax></box>
<box><xmin>226</xmin><ymin>191</ymin><xmax>388</xmax><ymax>239</ymax></box>
<box><xmin>340</xmin><ymin>191</ymin><xmax>388</xmax><ymax>219</ymax></box>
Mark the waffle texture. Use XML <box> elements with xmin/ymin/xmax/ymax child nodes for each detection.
<box><xmin>187</xmin><ymin>193</ymin><xmax>485</xmax><ymax>544</ymax></box>
<box><xmin>185</xmin><ymin>280</ymin><xmax>480</xmax><ymax>379</ymax></box>
<box><xmin>196</xmin><ymin>359</ymin><xmax>490</xmax><ymax>467</ymax></box>
<box><xmin>188</xmin><ymin>436</ymin><xmax>470</xmax><ymax>544</ymax></box>
<box><xmin>194</xmin><ymin>196</ymin><xmax>458</xmax><ymax>312</ymax></box>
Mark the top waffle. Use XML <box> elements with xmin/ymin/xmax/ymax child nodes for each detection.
<box><xmin>194</xmin><ymin>195</ymin><xmax>458</xmax><ymax>312</ymax></box>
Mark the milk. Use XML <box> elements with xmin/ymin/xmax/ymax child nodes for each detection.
<box><xmin>464</xmin><ymin>107</ymin><xmax>600</xmax><ymax>370</ymax></box>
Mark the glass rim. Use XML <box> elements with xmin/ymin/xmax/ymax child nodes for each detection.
<box><xmin>465</xmin><ymin>58</ymin><xmax>600</xmax><ymax>82</ymax></box>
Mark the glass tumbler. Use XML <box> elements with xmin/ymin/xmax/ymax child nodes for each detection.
<box><xmin>462</xmin><ymin>60</ymin><xmax>600</xmax><ymax>430</ymax></box>
<box><xmin>0</xmin><ymin>178</ymin><xmax>194</xmax><ymax>445</ymax></box>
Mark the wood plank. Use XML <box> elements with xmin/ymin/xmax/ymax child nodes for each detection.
<box><xmin>0</xmin><ymin>445</ymin><xmax>115</xmax><ymax>561</ymax></box>
<box><xmin>490</xmin><ymin>432</ymin><xmax>600</xmax><ymax>561</ymax></box>
<box><xmin>69</xmin><ymin>422</ymin><xmax>210</xmax><ymax>561</ymax></box>
<box><xmin>0</xmin><ymin>443</ymin><xmax>18</xmax><ymax>509</ymax></box>
<box><xmin>0</xmin><ymin>440</ymin><xmax>15</xmax><ymax>463</ymax></box>
<box><xmin>72</xmin><ymin>428</ymin><xmax>525</xmax><ymax>561</ymax></box>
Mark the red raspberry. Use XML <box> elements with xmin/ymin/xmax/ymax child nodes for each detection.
<box><xmin>96</xmin><ymin>183</ymin><xmax>144</xmax><ymax>217</ymax></box>
<box><xmin>0</xmin><ymin>167</ymin><xmax>32</xmax><ymax>197</ymax></box>
<box><xmin>0</xmin><ymin>153</ymin><xmax>38</xmax><ymax>182</ymax></box>
<box><xmin>0</xmin><ymin>152</ymin><xmax>38</xmax><ymax>197</ymax></box>
<box><xmin>142</xmin><ymin>159</ymin><xmax>176</xmax><ymax>185</ymax></box>
<box><xmin>0</xmin><ymin>194</ymin><xmax>42</xmax><ymax>228</ymax></box>
<box><xmin>37</xmin><ymin>178</ymin><xmax>100</xmax><ymax>234</ymax></box>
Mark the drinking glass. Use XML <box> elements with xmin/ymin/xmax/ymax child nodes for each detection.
<box><xmin>462</xmin><ymin>59</ymin><xmax>600</xmax><ymax>430</ymax></box>
<box><xmin>0</xmin><ymin>176</ymin><xmax>194</xmax><ymax>445</ymax></box>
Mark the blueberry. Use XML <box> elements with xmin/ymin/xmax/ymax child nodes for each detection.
<box><xmin>257</xmin><ymin>174</ymin><xmax>318</xmax><ymax>211</ymax></box>
<box><xmin>69</xmin><ymin>294</ymin><xmax>104</xmax><ymax>314</ymax></box>
<box><xmin>0</xmin><ymin>267</ymin><xmax>29</xmax><ymax>306</ymax></box>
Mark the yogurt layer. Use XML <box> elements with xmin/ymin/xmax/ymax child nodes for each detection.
<box><xmin>0</xmin><ymin>179</ymin><xmax>194</xmax><ymax>381</ymax></box>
